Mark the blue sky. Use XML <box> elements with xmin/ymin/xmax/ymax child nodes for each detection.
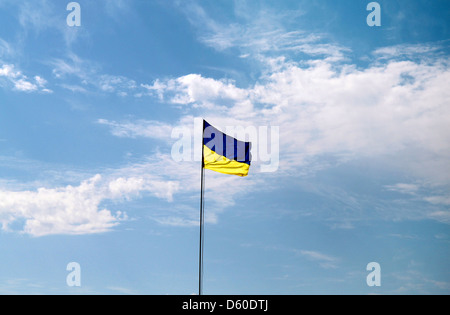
<box><xmin>0</xmin><ymin>0</ymin><xmax>449</xmax><ymax>295</ymax></box>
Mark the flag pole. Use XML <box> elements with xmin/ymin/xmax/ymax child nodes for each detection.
<box><xmin>199</xmin><ymin>119</ymin><xmax>205</xmax><ymax>296</ymax></box>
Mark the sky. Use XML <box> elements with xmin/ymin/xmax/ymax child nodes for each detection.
<box><xmin>0</xmin><ymin>0</ymin><xmax>449</xmax><ymax>295</ymax></box>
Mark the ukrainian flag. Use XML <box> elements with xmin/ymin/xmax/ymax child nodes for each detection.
<box><xmin>202</xmin><ymin>120</ymin><xmax>252</xmax><ymax>177</ymax></box>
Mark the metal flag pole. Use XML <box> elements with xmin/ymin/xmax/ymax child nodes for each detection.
<box><xmin>198</xmin><ymin>119</ymin><xmax>205</xmax><ymax>296</ymax></box>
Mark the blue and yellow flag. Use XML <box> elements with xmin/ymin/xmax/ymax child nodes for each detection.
<box><xmin>202</xmin><ymin>120</ymin><xmax>252</xmax><ymax>177</ymax></box>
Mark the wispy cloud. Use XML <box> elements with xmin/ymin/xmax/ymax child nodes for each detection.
<box><xmin>50</xmin><ymin>53</ymin><xmax>96</xmax><ymax>80</ymax></box>
<box><xmin>383</xmin><ymin>182</ymin><xmax>450</xmax><ymax>223</ymax></box>
<box><xmin>372</xmin><ymin>42</ymin><xmax>448</xmax><ymax>61</ymax></box>
<box><xmin>179</xmin><ymin>1</ymin><xmax>349</xmax><ymax>63</ymax></box>
<box><xmin>49</xmin><ymin>53</ymin><xmax>145</xmax><ymax>96</ymax></box>
<box><xmin>97</xmin><ymin>119</ymin><xmax>173</xmax><ymax>140</ymax></box>
<box><xmin>299</xmin><ymin>250</ymin><xmax>340</xmax><ymax>269</ymax></box>
<box><xmin>385</xmin><ymin>183</ymin><xmax>420</xmax><ymax>195</ymax></box>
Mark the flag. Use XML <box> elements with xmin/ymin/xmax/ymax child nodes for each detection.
<box><xmin>202</xmin><ymin>120</ymin><xmax>252</xmax><ymax>177</ymax></box>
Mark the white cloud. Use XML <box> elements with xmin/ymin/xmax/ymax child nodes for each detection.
<box><xmin>111</xmin><ymin>153</ymin><xmax>259</xmax><ymax>226</ymax></box>
<box><xmin>40</xmin><ymin>88</ymin><xmax>53</xmax><ymax>94</ymax></box>
<box><xmin>0</xmin><ymin>64</ymin><xmax>20</xmax><ymax>78</ymax></box>
<box><xmin>180</xmin><ymin>2</ymin><xmax>348</xmax><ymax>62</ymax></box>
<box><xmin>428</xmin><ymin>211</ymin><xmax>450</xmax><ymax>224</ymax></box>
<box><xmin>34</xmin><ymin>75</ymin><xmax>47</xmax><ymax>87</ymax></box>
<box><xmin>141</xmin><ymin>80</ymin><xmax>168</xmax><ymax>100</ymax></box>
<box><xmin>98</xmin><ymin>74</ymin><xmax>137</xmax><ymax>93</ymax></box>
<box><xmin>168</xmin><ymin>74</ymin><xmax>249</xmax><ymax>109</ymax></box>
<box><xmin>172</xmin><ymin>4</ymin><xmax>449</xmax><ymax>189</ymax></box>
<box><xmin>0</xmin><ymin>171</ymin><xmax>180</xmax><ymax>237</ymax></box>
